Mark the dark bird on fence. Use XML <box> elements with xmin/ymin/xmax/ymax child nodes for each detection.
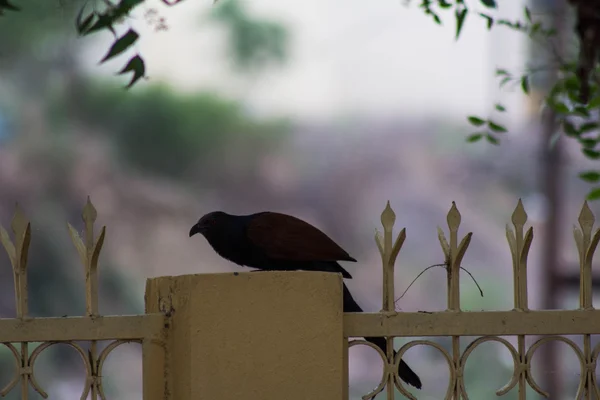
<box><xmin>343</xmin><ymin>283</ymin><xmax>422</xmax><ymax>390</ymax></box>
<box><xmin>189</xmin><ymin>211</ymin><xmax>354</xmax><ymax>278</ymax></box>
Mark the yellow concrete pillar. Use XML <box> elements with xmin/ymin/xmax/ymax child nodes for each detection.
<box><xmin>144</xmin><ymin>271</ymin><xmax>345</xmax><ymax>400</ymax></box>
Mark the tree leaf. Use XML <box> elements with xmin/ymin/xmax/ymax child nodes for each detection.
<box><xmin>524</xmin><ymin>6</ymin><xmax>532</xmax><ymax>23</ymax></box>
<box><xmin>479</xmin><ymin>0</ymin><xmax>497</xmax><ymax>8</ymax></box>
<box><xmin>521</xmin><ymin>75</ymin><xmax>530</xmax><ymax>94</ymax></box>
<box><xmin>499</xmin><ymin>76</ymin><xmax>511</xmax><ymax>87</ymax></box>
<box><xmin>100</xmin><ymin>29</ymin><xmax>139</xmax><ymax>64</ymax></box>
<box><xmin>468</xmin><ymin>116</ymin><xmax>486</xmax><ymax>126</ymax></box>
<box><xmin>495</xmin><ymin>103</ymin><xmax>506</xmax><ymax>112</ymax></box>
<box><xmin>109</xmin><ymin>0</ymin><xmax>146</xmax><ymax>22</ymax></box>
<box><xmin>550</xmin><ymin>101</ymin><xmax>570</xmax><ymax>114</ymax></box>
<box><xmin>563</xmin><ymin>119</ymin><xmax>580</xmax><ymax>137</ymax></box>
<box><xmin>78</xmin><ymin>14</ymin><xmax>95</xmax><ymax>35</ymax></box>
<box><xmin>76</xmin><ymin>5</ymin><xmax>95</xmax><ymax>35</ymax></box>
<box><xmin>0</xmin><ymin>0</ymin><xmax>19</xmax><ymax>13</ymax></box>
<box><xmin>581</xmin><ymin>122</ymin><xmax>599</xmax><ymax>133</ymax></box>
<box><xmin>478</xmin><ymin>13</ymin><xmax>494</xmax><ymax>30</ymax></box>
<box><xmin>564</xmin><ymin>75</ymin><xmax>579</xmax><ymax>92</ymax></box>
<box><xmin>589</xmin><ymin>97</ymin><xmax>600</xmax><ymax>109</ymax></box>
<box><xmin>486</xmin><ymin>134</ymin><xmax>500</xmax><ymax>145</ymax></box>
<box><xmin>587</xmin><ymin>187</ymin><xmax>600</xmax><ymax>201</ymax></box>
<box><xmin>580</xmin><ymin>138</ymin><xmax>598</xmax><ymax>148</ymax></box>
<box><xmin>580</xmin><ymin>171</ymin><xmax>600</xmax><ymax>183</ymax></box>
<box><xmin>466</xmin><ymin>133</ymin><xmax>483</xmax><ymax>143</ymax></box>
<box><xmin>583</xmin><ymin>149</ymin><xmax>600</xmax><ymax>159</ymax></box>
<box><xmin>117</xmin><ymin>54</ymin><xmax>146</xmax><ymax>89</ymax></box>
<box><xmin>495</xmin><ymin>68</ymin><xmax>510</xmax><ymax>76</ymax></box>
<box><xmin>84</xmin><ymin>13</ymin><xmax>116</xmax><ymax>36</ymax></box>
<box><xmin>488</xmin><ymin>121</ymin><xmax>507</xmax><ymax>133</ymax></box>
<box><xmin>455</xmin><ymin>7</ymin><xmax>468</xmax><ymax>40</ymax></box>
<box><xmin>573</xmin><ymin>106</ymin><xmax>591</xmax><ymax>118</ymax></box>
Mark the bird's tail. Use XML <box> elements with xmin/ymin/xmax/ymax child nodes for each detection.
<box><xmin>312</xmin><ymin>261</ymin><xmax>353</xmax><ymax>279</ymax></box>
<box><xmin>398</xmin><ymin>358</ymin><xmax>423</xmax><ymax>389</ymax></box>
<box><xmin>343</xmin><ymin>283</ymin><xmax>422</xmax><ymax>389</ymax></box>
<box><xmin>363</xmin><ymin>336</ymin><xmax>423</xmax><ymax>389</ymax></box>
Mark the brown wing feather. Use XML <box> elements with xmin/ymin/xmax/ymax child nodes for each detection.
<box><xmin>246</xmin><ymin>212</ymin><xmax>356</xmax><ymax>262</ymax></box>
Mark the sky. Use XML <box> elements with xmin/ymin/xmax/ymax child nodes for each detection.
<box><xmin>83</xmin><ymin>0</ymin><xmax>532</xmax><ymax>121</ymax></box>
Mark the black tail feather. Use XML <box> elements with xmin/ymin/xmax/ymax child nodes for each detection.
<box><xmin>310</xmin><ymin>261</ymin><xmax>352</xmax><ymax>279</ymax></box>
<box><xmin>343</xmin><ymin>283</ymin><xmax>422</xmax><ymax>389</ymax></box>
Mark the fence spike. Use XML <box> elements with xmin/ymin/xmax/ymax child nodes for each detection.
<box><xmin>380</xmin><ymin>201</ymin><xmax>396</xmax><ymax>233</ymax></box>
<box><xmin>379</xmin><ymin>201</ymin><xmax>404</xmax><ymax>313</ymax></box>
<box><xmin>67</xmin><ymin>197</ymin><xmax>105</xmax><ymax>317</ymax></box>
<box><xmin>1</xmin><ymin>204</ymin><xmax>31</xmax><ymax>318</ymax></box>
<box><xmin>574</xmin><ymin>201</ymin><xmax>599</xmax><ymax>310</ymax></box>
<box><xmin>507</xmin><ymin>199</ymin><xmax>533</xmax><ymax>311</ymax></box>
<box><xmin>447</xmin><ymin>202</ymin><xmax>461</xmax><ymax>233</ymax></box>
<box><xmin>439</xmin><ymin>202</ymin><xmax>470</xmax><ymax>312</ymax></box>
<box><xmin>511</xmin><ymin>199</ymin><xmax>527</xmax><ymax>227</ymax></box>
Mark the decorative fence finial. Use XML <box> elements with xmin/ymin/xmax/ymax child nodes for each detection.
<box><xmin>437</xmin><ymin>202</ymin><xmax>472</xmax><ymax>312</ymax></box>
<box><xmin>375</xmin><ymin>201</ymin><xmax>406</xmax><ymax>313</ymax></box>
<box><xmin>506</xmin><ymin>198</ymin><xmax>534</xmax><ymax>311</ymax></box>
<box><xmin>574</xmin><ymin>201</ymin><xmax>600</xmax><ymax>311</ymax></box>
<box><xmin>0</xmin><ymin>203</ymin><xmax>31</xmax><ymax>318</ymax></box>
<box><xmin>67</xmin><ymin>196</ymin><xmax>106</xmax><ymax>317</ymax></box>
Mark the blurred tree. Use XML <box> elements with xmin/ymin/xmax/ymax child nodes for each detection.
<box><xmin>0</xmin><ymin>0</ymin><xmax>292</xmax><ymax>181</ymax></box>
<box><xmin>0</xmin><ymin>0</ymin><xmax>81</xmax><ymax>90</ymax></box>
<box><xmin>54</xmin><ymin>82</ymin><xmax>290</xmax><ymax>179</ymax></box>
<box><xmin>11</xmin><ymin>0</ymin><xmax>600</xmax><ymax>197</ymax></box>
<box><xmin>208</xmin><ymin>0</ymin><xmax>288</xmax><ymax>74</ymax></box>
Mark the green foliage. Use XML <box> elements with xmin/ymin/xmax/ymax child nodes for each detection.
<box><xmin>434</xmin><ymin>0</ymin><xmax>600</xmax><ymax>199</ymax></box>
<box><xmin>414</xmin><ymin>0</ymin><xmax>551</xmax><ymax>41</ymax></box>
<box><xmin>0</xmin><ymin>0</ymin><xmax>80</xmax><ymax>60</ymax></box>
<box><xmin>5</xmin><ymin>0</ymin><xmax>600</xmax><ymax>198</ymax></box>
<box><xmin>209</xmin><ymin>0</ymin><xmax>289</xmax><ymax>73</ymax></box>
<box><xmin>99</xmin><ymin>28</ymin><xmax>139</xmax><ymax>63</ymax></box>
<box><xmin>76</xmin><ymin>0</ymin><xmax>146</xmax><ymax>88</ymax></box>
<box><xmin>588</xmin><ymin>188</ymin><xmax>600</xmax><ymax>201</ymax></box>
<box><xmin>0</xmin><ymin>0</ymin><xmax>19</xmax><ymax>14</ymax></box>
<box><xmin>466</xmin><ymin>104</ymin><xmax>507</xmax><ymax>146</ymax></box>
<box><xmin>61</xmin><ymin>82</ymin><xmax>289</xmax><ymax>178</ymax></box>
<box><xmin>468</xmin><ymin>62</ymin><xmax>600</xmax><ymax>180</ymax></box>
<box><xmin>1</xmin><ymin>0</ymin><xmax>289</xmax><ymax>87</ymax></box>
<box><xmin>469</xmin><ymin>60</ymin><xmax>600</xmax><ymax>199</ymax></box>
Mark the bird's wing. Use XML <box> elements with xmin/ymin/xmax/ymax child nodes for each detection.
<box><xmin>246</xmin><ymin>212</ymin><xmax>356</xmax><ymax>262</ymax></box>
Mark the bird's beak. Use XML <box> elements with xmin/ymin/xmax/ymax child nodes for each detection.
<box><xmin>189</xmin><ymin>223</ymin><xmax>200</xmax><ymax>237</ymax></box>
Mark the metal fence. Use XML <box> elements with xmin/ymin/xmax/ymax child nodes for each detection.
<box><xmin>0</xmin><ymin>198</ymin><xmax>599</xmax><ymax>399</ymax></box>
<box><xmin>0</xmin><ymin>198</ymin><xmax>166</xmax><ymax>400</ymax></box>
<box><xmin>345</xmin><ymin>200</ymin><xmax>600</xmax><ymax>400</ymax></box>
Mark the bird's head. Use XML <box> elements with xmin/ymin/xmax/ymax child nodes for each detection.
<box><xmin>189</xmin><ymin>211</ymin><xmax>228</xmax><ymax>238</ymax></box>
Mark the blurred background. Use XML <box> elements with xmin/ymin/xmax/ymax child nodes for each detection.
<box><xmin>0</xmin><ymin>0</ymin><xmax>598</xmax><ymax>398</ymax></box>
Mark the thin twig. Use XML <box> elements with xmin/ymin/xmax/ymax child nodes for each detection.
<box><xmin>395</xmin><ymin>263</ymin><xmax>446</xmax><ymax>303</ymax></box>
<box><xmin>394</xmin><ymin>263</ymin><xmax>484</xmax><ymax>306</ymax></box>
<box><xmin>460</xmin><ymin>266</ymin><xmax>484</xmax><ymax>297</ymax></box>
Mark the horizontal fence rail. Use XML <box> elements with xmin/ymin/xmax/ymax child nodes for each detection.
<box><xmin>0</xmin><ymin>315</ymin><xmax>165</xmax><ymax>342</ymax></box>
<box><xmin>0</xmin><ymin>198</ymin><xmax>166</xmax><ymax>400</ymax></box>
<box><xmin>345</xmin><ymin>309</ymin><xmax>600</xmax><ymax>337</ymax></box>
<box><xmin>346</xmin><ymin>200</ymin><xmax>600</xmax><ymax>400</ymax></box>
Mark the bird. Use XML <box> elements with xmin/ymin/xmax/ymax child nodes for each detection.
<box><xmin>189</xmin><ymin>210</ymin><xmax>422</xmax><ymax>389</ymax></box>
<box><xmin>343</xmin><ymin>283</ymin><xmax>422</xmax><ymax>389</ymax></box>
<box><xmin>189</xmin><ymin>211</ymin><xmax>354</xmax><ymax>278</ymax></box>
